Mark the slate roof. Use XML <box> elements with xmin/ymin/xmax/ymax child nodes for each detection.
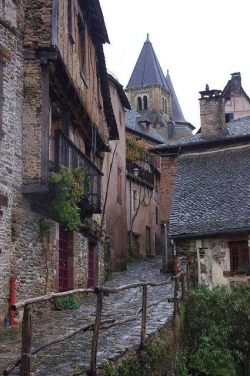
<box><xmin>125</xmin><ymin>110</ymin><xmax>166</xmax><ymax>144</ymax></box>
<box><xmin>151</xmin><ymin>116</ymin><xmax>250</xmax><ymax>151</ymax></box>
<box><xmin>126</xmin><ymin>36</ymin><xmax>170</xmax><ymax>90</ymax></box>
<box><xmin>169</xmin><ymin>145</ymin><xmax>250</xmax><ymax>238</ymax></box>
<box><xmin>165</xmin><ymin>71</ymin><xmax>187</xmax><ymax>124</ymax></box>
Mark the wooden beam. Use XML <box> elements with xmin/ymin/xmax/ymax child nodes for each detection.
<box><xmin>40</xmin><ymin>62</ymin><xmax>50</xmax><ymax>182</ymax></box>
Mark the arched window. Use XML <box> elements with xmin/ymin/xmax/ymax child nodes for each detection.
<box><xmin>143</xmin><ymin>95</ymin><xmax>148</xmax><ymax>110</ymax></box>
<box><xmin>137</xmin><ymin>96</ymin><xmax>142</xmax><ymax>110</ymax></box>
<box><xmin>162</xmin><ymin>98</ymin><xmax>164</xmax><ymax>111</ymax></box>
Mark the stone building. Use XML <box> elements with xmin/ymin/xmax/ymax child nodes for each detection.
<box><xmin>0</xmin><ymin>0</ymin><xmax>25</xmax><ymax>324</ymax></box>
<box><xmin>102</xmin><ymin>74</ymin><xmax>130</xmax><ymax>271</ymax></box>
<box><xmin>125</xmin><ymin>111</ymin><xmax>165</xmax><ymax>258</ymax></box>
<box><xmin>0</xmin><ymin>0</ymin><xmax>119</xmax><ymax>324</ymax></box>
<box><xmin>152</xmin><ymin>86</ymin><xmax>250</xmax><ymax>287</ymax></box>
<box><xmin>223</xmin><ymin>72</ymin><xmax>250</xmax><ymax>122</ymax></box>
<box><xmin>125</xmin><ymin>35</ymin><xmax>194</xmax><ymax>259</ymax></box>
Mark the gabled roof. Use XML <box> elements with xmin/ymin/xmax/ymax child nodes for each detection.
<box><xmin>222</xmin><ymin>72</ymin><xmax>250</xmax><ymax>102</ymax></box>
<box><xmin>166</xmin><ymin>71</ymin><xmax>190</xmax><ymax>125</ymax></box>
<box><xmin>169</xmin><ymin>145</ymin><xmax>250</xmax><ymax>238</ymax></box>
<box><xmin>125</xmin><ymin>110</ymin><xmax>166</xmax><ymax>144</ymax></box>
<box><xmin>126</xmin><ymin>35</ymin><xmax>170</xmax><ymax>90</ymax></box>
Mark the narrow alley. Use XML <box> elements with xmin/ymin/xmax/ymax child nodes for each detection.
<box><xmin>0</xmin><ymin>256</ymin><xmax>174</xmax><ymax>376</ymax></box>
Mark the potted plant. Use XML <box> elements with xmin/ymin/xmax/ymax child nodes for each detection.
<box><xmin>233</xmin><ymin>267</ymin><xmax>247</xmax><ymax>276</ymax></box>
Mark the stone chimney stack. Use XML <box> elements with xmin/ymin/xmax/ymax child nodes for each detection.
<box><xmin>230</xmin><ymin>72</ymin><xmax>241</xmax><ymax>94</ymax></box>
<box><xmin>199</xmin><ymin>86</ymin><xmax>226</xmax><ymax>137</ymax></box>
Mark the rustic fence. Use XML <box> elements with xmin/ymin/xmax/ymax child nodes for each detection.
<box><xmin>3</xmin><ymin>272</ymin><xmax>187</xmax><ymax>376</ymax></box>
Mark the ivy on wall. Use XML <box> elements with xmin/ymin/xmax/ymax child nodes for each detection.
<box><xmin>49</xmin><ymin>165</ymin><xmax>89</xmax><ymax>231</ymax></box>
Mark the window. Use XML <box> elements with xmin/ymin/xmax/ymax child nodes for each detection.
<box><xmin>132</xmin><ymin>189</ymin><xmax>137</xmax><ymax>211</ymax></box>
<box><xmin>78</xmin><ymin>15</ymin><xmax>85</xmax><ymax>78</ymax></box>
<box><xmin>146</xmin><ymin>226</ymin><xmax>151</xmax><ymax>254</ymax></box>
<box><xmin>117</xmin><ymin>168</ymin><xmax>122</xmax><ymax>204</ymax></box>
<box><xmin>67</xmin><ymin>0</ymin><xmax>75</xmax><ymax>44</ymax></box>
<box><xmin>137</xmin><ymin>96</ymin><xmax>142</xmax><ymax>111</ymax></box>
<box><xmin>143</xmin><ymin>95</ymin><xmax>148</xmax><ymax>109</ymax></box>
<box><xmin>229</xmin><ymin>241</ymin><xmax>249</xmax><ymax>273</ymax></box>
<box><xmin>225</xmin><ymin>113</ymin><xmax>234</xmax><ymax>123</ymax></box>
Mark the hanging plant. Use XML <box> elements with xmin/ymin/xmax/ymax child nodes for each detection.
<box><xmin>126</xmin><ymin>136</ymin><xmax>148</xmax><ymax>161</ymax></box>
<box><xmin>49</xmin><ymin>166</ymin><xmax>90</xmax><ymax>231</ymax></box>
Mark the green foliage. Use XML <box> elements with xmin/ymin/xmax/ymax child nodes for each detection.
<box><xmin>233</xmin><ymin>267</ymin><xmax>247</xmax><ymax>275</ymax></box>
<box><xmin>102</xmin><ymin>328</ymin><xmax>174</xmax><ymax>376</ymax></box>
<box><xmin>126</xmin><ymin>136</ymin><xmax>148</xmax><ymax>162</ymax></box>
<box><xmin>106</xmin><ymin>274</ymin><xmax>115</xmax><ymax>282</ymax></box>
<box><xmin>177</xmin><ymin>284</ymin><xmax>250</xmax><ymax>376</ymax></box>
<box><xmin>56</xmin><ymin>295</ymin><xmax>80</xmax><ymax>310</ymax></box>
<box><xmin>39</xmin><ymin>217</ymin><xmax>51</xmax><ymax>238</ymax></box>
<box><xmin>49</xmin><ymin>166</ymin><xmax>89</xmax><ymax>231</ymax></box>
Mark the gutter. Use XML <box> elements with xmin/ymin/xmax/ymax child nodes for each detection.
<box><xmin>169</xmin><ymin>226</ymin><xmax>250</xmax><ymax>240</ymax></box>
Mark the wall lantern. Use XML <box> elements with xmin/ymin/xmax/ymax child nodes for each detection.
<box><xmin>133</xmin><ymin>167</ymin><xmax>140</xmax><ymax>177</ymax></box>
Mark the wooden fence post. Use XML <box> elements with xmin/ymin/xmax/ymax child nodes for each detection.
<box><xmin>89</xmin><ymin>289</ymin><xmax>103</xmax><ymax>376</ymax></box>
<box><xmin>140</xmin><ymin>285</ymin><xmax>147</xmax><ymax>351</ymax></box>
<box><xmin>20</xmin><ymin>304</ymin><xmax>32</xmax><ymax>376</ymax></box>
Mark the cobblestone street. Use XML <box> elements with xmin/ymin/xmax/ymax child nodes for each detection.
<box><xmin>0</xmin><ymin>257</ymin><xmax>174</xmax><ymax>376</ymax></box>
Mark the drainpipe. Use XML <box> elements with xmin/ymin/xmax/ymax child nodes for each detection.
<box><xmin>9</xmin><ymin>276</ymin><xmax>16</xmax><ymax>326</ymax></box>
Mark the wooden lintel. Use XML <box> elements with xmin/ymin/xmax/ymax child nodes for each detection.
<box><xmin>22</xmin><ymin>184</ymin><xmax>49</xmax><ymax>194</ymax></box>
<box><xmin>38</xmin><ymin>50</ymin><xmax>58</xmax><ymax>62</ymax></box>
<box><xmin>23</xmin><ymin>49</ymin><xmax>36</xmax><ymax>60</ymax></box>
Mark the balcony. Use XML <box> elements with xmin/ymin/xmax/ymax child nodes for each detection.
<box><xmin>53</xmin><ymin>130</ymin><xmax>102</xmax><ymax>214</ymax></box>
<box><xmin>126</xmin><ymin>159</ymin><xmax>154</xmax><ymax>189</ymax></box>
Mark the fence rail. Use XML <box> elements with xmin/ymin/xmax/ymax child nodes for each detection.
<box><xmin>4</xmin><ymin>273</ymin><xmax>187</xmax><ymax>376</ymax></box>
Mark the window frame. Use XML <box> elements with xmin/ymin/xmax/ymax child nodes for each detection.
<box><xmin>229</xmin><ymin>240</ymin><xmax>249</xmax><ymax>274</ymax></box>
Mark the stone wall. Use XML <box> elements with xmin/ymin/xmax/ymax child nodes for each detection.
<box><xmin>22</xmin><ymin>59</ymin><xmax>43</xmax><ymax>184</ymax></box>
<box><xmin>0</xmin><ymin>9</ymin><xmax>23</xmax><ymax>322</ymax></box>
<box><xmin>160</xmin><ymin>156</ymin><xmax>177</xmax><ymax>224</ymax></box>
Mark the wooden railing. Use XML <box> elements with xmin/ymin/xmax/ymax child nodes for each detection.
<box><xmin>3</xmin><ymin>273</ymin><xmax>188</xmax><ymax>376</ymax></box>
<box><xmin>54</xmin><ymin>130</ymin><xmax>102</xmax><ymax>213</ymax></box>
<box><xmin>126</xmin><ymin>159</ymin><xmax>154</xmax><ymax>188</ymax></box>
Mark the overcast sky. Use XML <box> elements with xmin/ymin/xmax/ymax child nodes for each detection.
<box><xmin>99</xmin><ymin>0</ymin><xmax>250</xmax><ymax>129</ymax></box>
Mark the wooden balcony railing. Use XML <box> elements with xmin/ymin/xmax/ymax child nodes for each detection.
<box><xmin>126</xmin><ymin>159</ymin><xmax>155</xmax><ymax>188</ymax></box>
<box><xmin>54</xmin><ymin>130</ymin><xmax>102</xmax><ymax>214</ymax></box>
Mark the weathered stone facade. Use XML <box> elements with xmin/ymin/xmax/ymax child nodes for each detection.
<box><xmin>0</xmin><ymin>0</ymin><xmax>116</xmax><ymax>325</ymax></box>
<box><xmin>0</xmin><ymin>1</ymin><xmax>24</xmax><ymax>323</ymax></box>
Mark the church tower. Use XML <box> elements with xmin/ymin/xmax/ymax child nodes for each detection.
<box><xmin>125</xmin><ymin>35</ymin><xmax>194</xmax><ymax>140</ymax></box>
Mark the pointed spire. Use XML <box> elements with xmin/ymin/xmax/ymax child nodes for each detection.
<box><xmin>166</xmin><ymin>70</ymin><xmax>187</xmax><ymax>123</ymax></box>
<box><xmin>126</xmin><ymin>38</ymin><xmax>170</xmax><ymax>89</ymax></box>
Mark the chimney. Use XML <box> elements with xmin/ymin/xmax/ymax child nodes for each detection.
<box><xmin>230</xmin><ymin>72</ymin><xmax>241</xmax><ymax>94</ymax></box>
<box><xmin>199</xmin><ymin>86</ymin><xmax>226</xmax><ymax>137</ymax></box>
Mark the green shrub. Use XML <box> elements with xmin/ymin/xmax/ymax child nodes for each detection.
<box><xmin>56</xmin><ymin>295</ymin><xmax>80</xmax><ymax>310</ymax></box>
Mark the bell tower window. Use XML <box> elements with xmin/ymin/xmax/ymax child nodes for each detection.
<box><xmin>143</xmin><ymin>95</ymin><xmax>148</xmax><ymax>110</ymax></box>
<box><xmin>137</xmin><ymin>96</ymin><xmax>142</xmax><ymax>110</ymax></box>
